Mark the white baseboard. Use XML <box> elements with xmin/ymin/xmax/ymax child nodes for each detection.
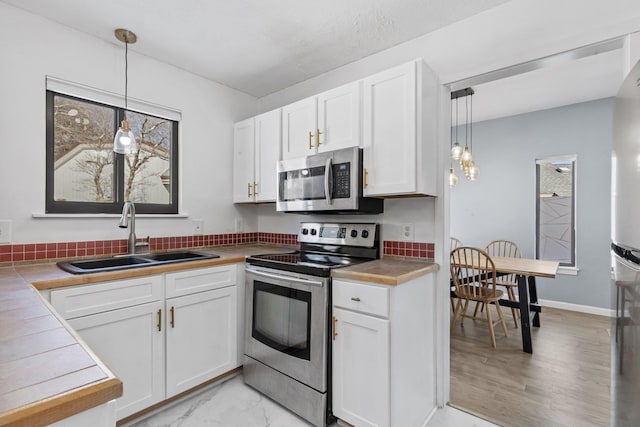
<box><xmin>538</xmin><ymin>298</ymin><xmax>615</xmax><ymax>317</ymax></box>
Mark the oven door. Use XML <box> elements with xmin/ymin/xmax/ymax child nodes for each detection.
<box><xmin>245</xmin><ymin>266</ymin><xmax>329</xmax><ymax>392</ymax></box>
<box><xmin>276</xmin><ymin>147</ymin><xmax>359</xmax><ymax>212</ymax></box>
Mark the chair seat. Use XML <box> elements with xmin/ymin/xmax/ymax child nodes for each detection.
<box><xmin>455</xmin><ymin>287</ymin><xmax>503</xmax><ymax>302</ymax></box>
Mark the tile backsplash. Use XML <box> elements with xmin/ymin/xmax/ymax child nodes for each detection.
<box><xmin>0</xmin><ymin>232</ymin><xmax>433</xmax><ymax>266</ymax></box>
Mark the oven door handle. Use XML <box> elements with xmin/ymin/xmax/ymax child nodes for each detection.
<box><xmin>247</xmin><ymin>268</ymin><xmax>326</xmax><ymax>288</ymax></box>
<box><xmin>324</xmin><ymin>157</ymin><xmax>333</xmax><ymax>205</ymax></box>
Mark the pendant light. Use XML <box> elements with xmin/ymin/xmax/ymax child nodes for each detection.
<box><xmin>113</xmin><ymin>29</ymin><xmax>138</xmax><ymax>154</ymax></box>
<box><xmin>450</xmin><ymin>87</ymin><xmax>478</xmax><ymax>183</ymax></box>
<box><xmin>466</xmin><ymin>92</ymin><xmax>479</xmax><ymax>181</ymax></box>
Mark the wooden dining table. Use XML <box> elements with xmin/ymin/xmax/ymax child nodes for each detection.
<box><xmin>489</xmin><ymin>256</ymin><xmax>559</xmax><ymax>353</ymax></box>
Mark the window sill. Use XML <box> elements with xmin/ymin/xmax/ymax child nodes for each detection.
<box><xmin>32</xmin><ymin>213</ymin><xmax>190</xmax><ymax>219</ymax></box>
<box><xmin>557</xmin><ymin>266</ymin><xmax>579</xmax><ymax>276</ymax></box>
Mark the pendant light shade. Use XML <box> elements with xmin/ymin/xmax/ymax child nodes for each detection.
<box><xmin>449</xmin><ymin>167</ymin><xmax>459</xmax><ymax>188</ymax></box>
<box><xmin>113</xmin><ymin>29</ymin><xmax>138</xmax><ymax>154</ymax></box>
<box><xmin>450</xmin><ymin>142</ymin><xmax>463</xmax><ymax>161</ymax></box>
<box><xmin>114</xmin><ymin>119</ymin><xmax>138</xmax><ymax>154</ymax></box>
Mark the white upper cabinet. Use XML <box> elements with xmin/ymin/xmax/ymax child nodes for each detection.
<box><xmin>233</xmin><ymin>118</ymin><xmax>255</xmax><ymax>203</ymax></box>
<box><xmin>254</xmin><ymin>109</ymin><xmax>281</xmax><ymax>202</ymax></box>
<box><xmin>282</xmin><ymin>96</ymin><xmax>317</xmax><ymax>159</ymax></box>
<box><xmin>362</xmin><ymin>60</ymin><xmax>439</xmax><ymax>197</ymax></box>
<box><xmin>317</xmin><ymin>81</ymin><xmax>361</xmax><ymax>153</ymax></box>
<box><xmin>282</xmin><ymin>81</ymin><xmax>361</xmax><ymax>159</ymax></box>
<box><xmin>233</xmin><ymin>109</ymin><xmax>281</xmax><ymax>203</ymax></box>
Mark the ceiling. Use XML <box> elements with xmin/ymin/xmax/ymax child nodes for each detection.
<box><xmin>0</xmin><ymin>0</ymin><xmax>634</xmax><ymax>122</ymax></box>
<box><xmin>0</xmin><ymin>0</ymin><xmax>508</xmax><ymax>97</ymax></box>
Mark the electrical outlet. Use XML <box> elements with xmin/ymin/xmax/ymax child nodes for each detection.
<box><xmin>0</xmin><ymin>220</ymin><xmax>11</xmax><ymax>244</ymax></box>
<box><xmin>401</xmin><ymin>223</ymin><xmax>414</xmax><ymax>242</ymax></box>
<box><xmin>193</xmin><ymin>220</ymin><xmax>204</xmax><ymax>235</ymax></box>
<box><xmin>235</xmin><ymin>218</ymin><xmax>243</xmax><ymax>233</ymax></box>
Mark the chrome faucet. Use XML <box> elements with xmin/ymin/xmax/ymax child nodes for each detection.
<box><xmin>119</xmin><ymin>201</ymin><xmax>147</xmax><ymax>255</ymax></box>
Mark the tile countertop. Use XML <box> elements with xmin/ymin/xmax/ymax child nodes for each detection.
<box><xmin>0</xmin><ymin>244</ymin><xmax>438</xmax><ymax>426</ymax></box>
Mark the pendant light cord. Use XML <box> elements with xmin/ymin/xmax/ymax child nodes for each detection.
<box><xmin>124</xmin><ymin>39</ymin><xmax>128</xmax><ymax>111</ymax></box>
<box><xmin>465</xmin><ymin>94</ymin><xmax>468</xmax><ymax>148</ymax></box>
<box><xmin>470</xmin><ymin>92</ymin><xmax>473</xmax><ymax>152</ymax></box>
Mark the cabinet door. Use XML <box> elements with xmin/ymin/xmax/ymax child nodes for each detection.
<box><xmin>165</xmin><ymin>286</ymin><xmax>237</xmax><ymax>397</ymax></box>
<box><xmin>68</xmin><ymin>301</ymin><xmax>165</xmax><ymax>420</ymax></box>
<box><xmin>233</xmin><ymin>118</ymin><xmax>256</xmax><ymax>203</ymax></box>
<box><xmin>362</xmin><ymin>61</ymin><xmax>417</xmax><ymax>196</ymax></box>
<box><xmin>282</xmin><ymin>96</ymin><xmax>317</xmax><ymax>159</ymax></box>
<box><xmin>254</xmin><ymin>109</ymin><xmax>281</xmax><ymax>202</ymax></box>
<box><xmin>317</xmin><ymin>81</ymin><xmax>361</xmax><ymax>153</ymax></box>
<box><xmin>332</xmin><ymin>307</ymin><xmax>390</xmax><ymax>427</ymax></box>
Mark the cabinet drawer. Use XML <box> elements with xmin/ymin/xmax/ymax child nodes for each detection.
<box><xmin>51</xmin><ymin>275</ymin><xmax>163</xmax><ymax>320</ymax></box>
<box><xmin>165</xmin><ymin>264</ymin><xmax>237</xmax><ymax>298</ymax></box>
<box><xmin>333</xmin><ymin>279</ymin><xmax>389</xmax><ymax>318</ymax></box>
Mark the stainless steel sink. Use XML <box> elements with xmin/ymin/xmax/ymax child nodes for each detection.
<box><xmin>57</xmin><ymin>251</ymin><xmax>220</xmax><ymax>274</ymax></box>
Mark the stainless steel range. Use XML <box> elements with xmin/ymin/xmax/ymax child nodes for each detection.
<box><xmin>243</xmin><ymin>222</ymin><xmax>379</xmax><ymax>427</ymax></box>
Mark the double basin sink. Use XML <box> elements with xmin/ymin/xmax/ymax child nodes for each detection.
<box><xmin>57</xmin><ymin>250</ymin><xmax>220</xmax><ymax>274</ymax></box>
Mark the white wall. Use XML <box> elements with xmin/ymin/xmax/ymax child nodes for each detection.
<box><xmin>0</xmin><ymin>4</ymin><xmax>258</xmax><ymax>244</ymax></box>
<box><xmin>450</xmin><ymin>98</ymin><xmax>613</xmax><ymax>309</ymax></box>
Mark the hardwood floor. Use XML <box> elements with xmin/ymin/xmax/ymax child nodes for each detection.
<box><xmin>450</xmin><ymin>306</ymin><xmax>610</xmax><ymax>427</ymax></box>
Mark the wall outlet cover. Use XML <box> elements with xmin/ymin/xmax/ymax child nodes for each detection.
<box><xmin>401</xmin><ymin>223</ymin><xmax>414</xmax><ymax>242</ymax></box>
<box><xmin>0</xmin><ymin>220</ymin><xmax>11</xmax><ymax>244</ymax></box>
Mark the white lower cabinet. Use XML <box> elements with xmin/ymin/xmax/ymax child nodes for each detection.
<box><xmin>50</xmin><ymin>264</ymin><xmax>238</xmax><ymax>421</ymax></box>
<box><xmin>165</xmin><ymin>285</ymin><xmax>237</xmax><ymax>397</ymax></box>
<box><xmin>67</xmin><ymin>301</ymin><xmax>164</xmax><ymax>420</ymax></box>
<box><xmin>332</xmin><ymin>307</ymin><xmax>389</xmax><ymax>427</ymax></box>
<box><xmin>332</xmin><ymin>275</ymin><xmax>437</xmax><ymax>427</ymax></box>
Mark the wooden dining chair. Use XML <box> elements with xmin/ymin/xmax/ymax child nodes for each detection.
<box><xmin>450</xmin><ymin>246</ymin><xmax>508</xmax><ymax>348</ymax></box>
<box><xmin>449</xmin><ymin>237</ymin><xmax>463</xmax><ymax>312</ymax></box>
<box><xmin>484</xmin><ymin>239</ymin><xmax>521</xmax><ymax>328</ymax></box>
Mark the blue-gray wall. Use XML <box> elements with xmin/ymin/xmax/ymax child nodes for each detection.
<box><xmin>450</xmin><ymin>98</ymin><xmax>613</xmax><ymax>309</ymax></box>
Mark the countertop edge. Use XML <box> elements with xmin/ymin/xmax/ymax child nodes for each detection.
<box><xmin>332</xmin><ymin>260</ymin><xmax>440</xmax><ymax>285</ymax></box>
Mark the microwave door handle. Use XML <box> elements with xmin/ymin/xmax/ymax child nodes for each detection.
<box><xmin>324</xmin><ymin>157</ymin><xmax>333</xmax><ymax>205</ymax></box>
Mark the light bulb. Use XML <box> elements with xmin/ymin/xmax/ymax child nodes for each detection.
<box><xmin>448</xmin><ymin>168</ymin><xmax>458</xmax><ymax>188</ymax></box>
<box><xmin>114</xmin><ymin>120</ymin><xmax>138</xmax><ymax>154</ymax></box>
<box><xmin>468</xmin><ymin>164</ymin><xmax>479</xmax><ymax>181</ymax></box>
<box><xmin>450</xmin><ymin>142</ymin><xmax>463</xmax><ymax>161</ymax></box>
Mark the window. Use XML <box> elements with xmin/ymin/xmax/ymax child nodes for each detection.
<box><xmin>46</xmin><ymin>91</ymin><xmax>178</xmax><ymax>214</ymax></box>
<box><xmin>535</xmin><ymin>156</ymin><xmax>576</xmax><ymax>266</ymax></box>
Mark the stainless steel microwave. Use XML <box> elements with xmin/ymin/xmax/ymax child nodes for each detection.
<box><xmin>276</xmin><ymin>147</ymin><xmax>383</xmax><ymax>214</ymax></box>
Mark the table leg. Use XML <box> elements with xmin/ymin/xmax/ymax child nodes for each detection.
<box><xmin>517</xmin><ymin>273</ymin><xmax>533</xmax><ymax>353</ymax></box>
<box><xmin>528</xmin><ymin>275</ymin><xmax>540</xmax><ymax>327</ymax></box>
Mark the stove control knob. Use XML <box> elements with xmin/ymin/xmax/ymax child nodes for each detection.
<box><xmin>350</xmin><ymin>229</ymin><xmax>358</xmax><ymax>238</ymax></box>
<box><xmin>361</xmin><ymin>230</ymin><xmax>369</xmax><ymax>238</ymax></box>
<box><xmin>310</xmin><ymin>229</ymin><xmax>317</xmax><ymax>236</ymax></box>
<box><xmin>302</xmin><ymin>228</ymin><xmax>309</xmax><ymax>235</ymax></box>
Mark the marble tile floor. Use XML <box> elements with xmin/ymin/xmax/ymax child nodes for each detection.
<box><xmin>123</xmin><ymin>374</ymin><xmax>497</xmax><ymax>427</ymax></box>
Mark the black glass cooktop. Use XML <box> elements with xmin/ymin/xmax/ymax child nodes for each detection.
<box><xmin>246</xmin><ymin>251</ymin><xmax>369</xmax><ymax>277</ymax></box>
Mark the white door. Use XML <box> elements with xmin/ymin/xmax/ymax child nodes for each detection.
<box><xmin>317</xmin><ymin>81</ymin><xmax>361</xmax><ymax>153</ymax></box>
<box><xmin>332</xmin><ymin>307</ymin><xmax>390</xmax><ymax>427</ymax></box>
<box><xmin>362</xmin><ymin>61</ymin><xmax>417</xmax><ymax>196</ymax></box>
<box><xmin>68</xmin><ymin>301</ymin><xmax>165</xmax><ymax>420</ymax></box>
<box><xmin>282</xmin><ymin>96</ymin><xmax>317</xmax><ymax>159</ymax></box>
<box><xmin>233</xmin><ymin>118</ymin><xmax>255</xmax><ymax>203</ymax></box>
<box><xmin>165</xmin><ymin>286</ymin><xmax>237</xmax><ymax>397</ymax></box>
<box><xmin>254</xmin><ymin>109</ymin><xmax>281</xmax><ymax>202</ymax></box>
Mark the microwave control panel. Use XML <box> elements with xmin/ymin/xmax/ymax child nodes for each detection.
<box><xmin>333</xmin><ymin>163</ymin><xmax>351</xmax><ymax>198</ymax></box>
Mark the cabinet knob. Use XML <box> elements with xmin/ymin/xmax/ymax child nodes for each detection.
<box><xmin>253</xmin><ymin>182</ymin><xmax>258</xmax><ymax>195</ymax></box>
<box><xmin>363</xmin><ymin>168</ymin><xmax>369</xmax><ymax>188</ymax></box>
<box><xmin>157</xmin><ymin>309</ymin><xmax>162</xmax><ymax>332</ymax></box>
<box><xmin>316</xmin><ymin>128</ymin><xmax>322</xmax><ymax>147</ymax></box>
<box><xmin>170</xmin><ymin>306</ymin><xmax>175</xmax><ymax>328</ymax></box>
<box><xmin>351</xmin><ymin>297</ymin><xmax>361</xmax><ymax>302</ymax></box>
<box><xmin>332</xmin><ymin>316</ymin><xmax>338</xmax><ymax>340</ymax></box>
<box><xmin>247</xmin><ymin>182</ymin><xmax>252</xmax><ymax>198</ymax></box>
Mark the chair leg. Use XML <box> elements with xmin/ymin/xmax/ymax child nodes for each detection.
<box><xmin>451</xmin><ymin>298</ymin><xmax>462</xmax><ymax>331</ymax></box>
<box><xmin>507</xmin><ymin>287</ymin><xmax>518</xmax><ymax>328</ymax></box>
<box><xmin>450</xmin><ymin>297</ymin><xmax>455</xmax><ymax>313</ymax></box>
<box><xmin>486</xmin><ymin>302</ymin><xmax>497</xmax><ymax>348</ymax></box>
<box><xmin>495</xmin><ymin>301</ymin><xmax>508</xmax><ymax>337</ymax></box>
<box><xmin>461</xmin><ymin>299</ymin><xmax>470</xmax><ymax>328</ymax></box>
